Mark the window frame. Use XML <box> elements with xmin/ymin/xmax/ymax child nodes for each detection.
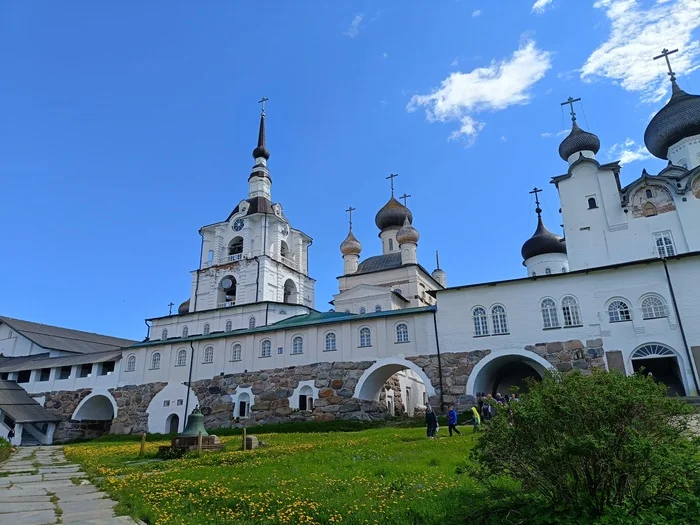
<box><xmin>540</xmin><ymin>298</ymin><xmax>560</xmax><ymax>329</ymax></box>
<box><xmin>607</xmin><ymin>300</ymin><xmax>632</xmax><ymax>323</ymax></box>
<box><xmin>640</xmin><ymin>295</ymin><xmax>668</xmax><ymax>320</ymax></box>
<box><xmin>292</xmin><ymin>336</ymin><xmax>304</xmax><ymax>355</ymax></box>
<box><xmin>249</xmin><ymin>316</ymin><xmax>256</xmax><ymax>329</ymax></box>
<box><xmin>359</xmin><ymin>326</ymin><xmax>372</xmax><ymax>348</ymax></box>
<box><xmin>225</xmin><ymin>320</ymin><xmax>232</xmax><ymax>332</ymax></box>
<box><xmin>472</xmin><ymin>306</ymin><xmax>489</xmax><ymax>337</ymax></box>
<box><xmin>395</xmin><ymin>323</ymin><xmax>409</xmax><ymax>343</ymax></box>
<box><xmin>260</xmin><ymin>339</ymin><xmax>272</xmax><ymax>358</ymax></box>
<box><xmin>203</xmin><ymin>323</ymin><xmax>210</xmax><ymax>336</ymax></box>
<box><xmin>182</xmin><ymin>326</ymin><xmax>188</xmax><ymax>338</ymax></box>
<box><xmin>151</xmin><ymin>352</ymin><xmax>161</xmax><ymax>370</ymax></box>
<box><xmin>491</xmin><ymin>305</ymin><xmax>509</xmax><ymax>335</ymax></box>
<box><xmin>653</xmin><ymin>231</ymin><xmax>676</xmax><ymax>258</ymax></box>
<box><xmin>561</xmin><ymin>295</ymin><xmax>582</xmax><ymax>327</ymax></box>
<box><xmin>324</xmin><ymin>332</ymin><xmax>337</xmax><ymax>352</ymax></box>
<box><xmin>176</xmin><ymin>348</ymin><xmax>187</xmax><ymax>367</ymax></box>
<box><xmin>231</xmin><ymin>343</ymin><xmax>242</xmax><ymax>362</ymax></box>
<box><xmin>203</xmin><ymin>346</ymin><xmax>214</xmax><ymax>364</ymax></box>
<box><xmin>161</xmin><ymin>329</ymin><xmax>168</xmax><ymax>340</ymax></box>
<box><xmin>125</xmin><ymin>354</ymin><xmax>136</xmax><ymax>372</ymax></box>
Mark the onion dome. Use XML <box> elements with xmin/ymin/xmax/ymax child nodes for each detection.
<box><xmin>644</xmin><ymin>79</ymin><xmax>700</xmax><ymax>159</ymax></box>
<box><xmin>375</xmin><ymin>196</ymin><xmax>413</xmax><ymax>231</ymax></box>
<box><xmin>521</xmin><ymin>214</ymin><xmax>567</xmax><ymax>261</ymax></box>
<box><xmin>396</xmin><ymin>217</ymin><xmax>420</xmax><ymax>245</ymax></box>
<box><xmin>252</xmin><ymin>111</ymin><xmax>270</xmax><ymax>160</ymax></box>
<box><xmin>177</xmin><ymin>299</ymin><xmax>190</xmax><ymax>315</ymax></box>
<box><xmin>340</xmin><ymin>229</ymin><xmax>362</xmax><ymax>256</ymax></box>
<box><xmin>558</xmin><ymin>120</ymin><xmax>600</xmax><ymax>161</ymax></box>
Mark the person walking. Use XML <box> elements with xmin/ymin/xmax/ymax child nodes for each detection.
<box><xmin>470</xmin><ymin>405</ymin><xmax>481</xmax><ymax>432</ymax></box>
<box><xmin>447</xmin><ymin>405</ymin><xmax>461</xmax><ymax>436</ymax></box>
<box><xmin>425</xmin><ymin>405</ymin><xmax>438</xmax><ymax>439</ymax></box>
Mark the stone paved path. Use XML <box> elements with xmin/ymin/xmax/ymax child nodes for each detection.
<box><xmin>0</xmin><ymin>446</ymin><xmax>138</xmax><ymax>525</ymax></box>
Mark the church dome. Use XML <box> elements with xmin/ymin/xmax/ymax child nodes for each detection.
<box><xmin>178</xmin><ymin>299</ymin><xmax>190</xmax><ymax>315</ymax></box>
<box><xmin>558</xmin><ymin>120</ymin><xmax>600</xmax><ymax>161</ymax></box>
<box><xmin>396</xmin><ymin>217</ymin><xmax>420</xmax><ymax>245</ymax></box>
<box><xmin>521</xmin><ymin>216</ymin><xmax>567</xmax><ymax>261</ymax></box>
<box><xmin>340</xmin><ymin>230</ymin><xmax>362</xmax><ymax>256</ymax></box>
<box><xmin>375</xmin><ymin>197</ymin><xmax>413</xmax><ymax>231</ymax></box>
<box><xmin>644</xmin><ymin>80</ymin><xmax>700</xmax><ymax>160</ymax></box>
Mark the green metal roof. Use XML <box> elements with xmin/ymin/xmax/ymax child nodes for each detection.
<box><xmin>129</xmin><ymin>306</ymin><xmax>435</xmax><ymax>349</ymax></box>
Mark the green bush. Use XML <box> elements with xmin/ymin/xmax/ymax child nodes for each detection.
<box><xmin>467</xmin><ymin>369</ymin><xmax>700</xmax><ymax>523</ymax></box>
<box><xmin>0</xmin><ymin>437</ymin><xmax>11</xmax><ymax>462</ymax></box>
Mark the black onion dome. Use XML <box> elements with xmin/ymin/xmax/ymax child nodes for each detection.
<box><xmin>178</xmin><ymin>299</ymin><xmax>190</xmax><ymax>315</ymax></box>
<box><xmin>252</xmin><ymin>113</ymin><xmax>270</xmax><ymax>160</ymax></box>
<box><xmin>521</xmin><ymin>216</ymin><xmax>567</xmax><ymax>261</ymax></box>
<box><xmin>375</xmin><ymin>196</ymin><xmax>413</xmax><ymax>231</ymax></box>
<box><xmin>644</xmin><ymin>81</ymin><xmax>700</xmax><ymax>160</ymax></box>
<box><xmin>558</xmin><ymin>120</ymin><xmax>601</xmax><ymax>161</ymax></box>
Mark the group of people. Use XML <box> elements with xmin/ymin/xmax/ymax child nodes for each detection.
<box><xmin>425</xmin><ymin>392</ymin><xmax>520</xmax><ymax>437</ymax></box>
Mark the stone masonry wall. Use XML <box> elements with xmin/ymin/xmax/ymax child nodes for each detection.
<box><xmin>109</xmin><ymin>382</ymin><xmax>168</xmax><ymax>435</ymax></box>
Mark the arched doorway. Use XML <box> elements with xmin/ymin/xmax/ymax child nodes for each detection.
<box><xmin>468</xmin><ymin>352</ymin><xmax>551</xmax><ymax>399</ymax></box>
<box><xmin>283</xmin><ymin>279</ymin><xmax>297</xmax><ymax>304</ymax></box>
<box><xmin>166</xmin><ymin>414</ymin><xmax>180</xmax><ymax>434</ymax></box>
<box><xmin>72</xmin><ymin>393</ymin><xmax>116</xmax><ymax>421</ymax></box>
<box><xmin>631</xmin><ymin>344</ymin><xmax>686</xmax><ymax>396</ymax></box>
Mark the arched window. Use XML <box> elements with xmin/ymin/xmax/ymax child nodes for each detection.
<box><xmin>641</xmin><ymin>296</ymin><xmax>667</xmax><ymax>319</ymax></box>
<box><xmin>292</xmin><ymin>336</ymin><xmax>303</xmax><ymax>355</ymax></box>
<box><xmin>126</xmin><ymin>354</ymin><xmax>136</xmax><ymax>372</ymax></box>
<box><xmin>203</xmin><ymin>346</ymin><xmax>214</xmax><ymax>363</ymax></box>
<box><xmin>359</xmin><ymin>327</ymin><xmax>372</xmax><ymax>347</ymax></box>
<box><xmin>225</xmin><ymin>320</ymin><xmax>232</xmax><ymax>332</ymax></box>
<box><xmin>531</xmin><ymin>271</ymin><xmax>537</xmax><ymax>277</ymax></box>
<box><xmin>491</xmin><ymin>305</ymin><xmax>509</xmax><ymax>334</ymax></box>
<box><xmin>161</xmin><ymin>329</ymin><xmax>168</xmax><ymax>340</ymax></box>
<box><xmin>248</xmin><ymin>316</ymin><xmax>256</xmax><ymax>329</ymax></box>
<box><xmin>203</xmin><ymin>324</ymin><xmax>210</xmax><ymax>336</ymax></box>
<box><xmin>472</xmin><ymin>307</ymin><xmax>489</xmax><ymax>336</ymax></box>
<box><xmin>646</xmin><ymin>188</ymin><xmax>653</xmax><ymax>198</ymax></box>
<box><xmin>608</xmin><ymin>300</ymin><xmax>632</xmax><ymax>322</ymax></box>
<box><xmin>151</xmin><ymin>352</ymin><xmax>161</xmax><ymax>370</ymax></box>
<box><xmin>176</xmin><ymin>349</ymin><xmax>187</xmax><ymax>367</ymax></box>
<box><xmin>375</xmin><ymin>305</ymin><xmax>382</xmax><ymax>312</ymax></box>
<box><xmin>632</xmin><ymin>344</ymin><xmax>675</xmax><ymax>359</ymax></box>
<box><xmin>561</xmin><ymin>267</ymin><xmax>567</xmax><ymax>273</ymax></box>
<box><xmin>588</xmin><ymin>197</ymin><xmax>598</xmax><ymax>209</ymax></box>
<box><xmin>324</xmin><ymin>332</ymin><xmax>336</xmax><ymax>351</ymax></box>
<box><xmin>237</xmin><ymin>392</ymin><xmax>250</xmax><ymax>418</ymax></box>
<box><xmin>207</xmin><ymin>250</ymin><xmax>214</xmax><ymax>265</ymax></box>
<box><xmin>545</xmin><ymin>268</ymin><xmax>552</xmax><ymax>275</ymax></box>
<box><xmin>228</xmin><ymin>236</ymin><xmax>243</xmax><ymax>256</ymax></box>
<box><xmin>388</xmin><ymin>238</ymin><xmax>394</xmax><ymax>251</ymax></box>
<box><xmin>541</xmin><ymin>298</ymin><xmax>559</xmax><ymax>329</ymax></box>
<box><xmin>261</xmin><ymin>340</ymin><xmax>272</xmax><ymax>357</ymax></box>
<box><xmin>181</xmin><ymin>326</ymin><xmax>188</xmax><ymax>338</ymax></box>
<box><xmin>231</xmin><ymin>343</ymin><xmax>242</xmax><ymax>362</ymax></box>
<box><xmin>562</xmin><ymin>296</ymin><xmax>582</xmax><ymax>326</ymax></box>
<box><xmin>359</xmin><ymin>307</ymin><xmax>366</xmax><ymax>314</ymax></box>
<box><xmin>643</xmin><ymin>202</ymin><xmax>657</xmax><ymax>217</ymax></box>
<box><xmin>396</xmin><ymin>323</ymin><xmax>409</xmax><ymax>343</ymax></box>
<box><xmin>299</xmin><ymin>385</ymin><xmax>314</xmax><ymax>411</ymax></box>
<box><xmin>654</xmin><ymin>231</ymin><xmax>675</xmax><ymax>258</ymax></box>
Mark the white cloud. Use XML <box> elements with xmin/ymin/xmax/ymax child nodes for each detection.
<box><xmin>472</xmin><ymin>9</ymin><xmax>482</xmax><ymax>17</ymax></box>
<box><xmin>541</xmin><ymin>132</ymin><xmax>553</xmax><ymax>138</ymax></box>
<box><xmin>500</xmin><ymin>135</ymin><xmax>508</xmax><ymax>142</ymax></box>
<box><xmin>344</xmin><ymin>14</ymin><xmax>364</xmax><ymax>38</ymax></box>
<box><xmin>382</xmin><ymin>52</ymin><xmax>388</xmax><ymax>59</ymax></box>
<box><xmin>532</xmin><ymin>0</ymin><xmax>554</xmax><ymax>14</ymax></box>
<box><xmin>540</xmin><ymin>129</ymin><xmax>570</xmax><ymax>138</ymax></box>
<box><xmin>607</xmin><ymin>138</ymin><xmax>653</xmax><ymax>165</ymax></box>
<box><xmin>581</xmin><ymin>0</ymin><xmax>700</xmax><ymax>102</ymax></box>
<box><xmin>450</xmin><ymin>57</ymin><xmax>459</xmax><ymax>67</ymax></box>
<box><xmin>407</xmin><ymin>40</ymin><xmax>552</xmax><ymax>144</ymax></box>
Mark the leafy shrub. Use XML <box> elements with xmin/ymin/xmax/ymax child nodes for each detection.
<box><xmin>0</xmin><ymin>437</ymin><xmax>11</xmax><ymax>462</ymax></box>
<box><xmin>469</xmin><ymin>369</ymin><xmax>700</xmax><ymax>522</ymax></box>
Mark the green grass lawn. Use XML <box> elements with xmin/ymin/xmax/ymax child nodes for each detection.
<box><xmin>65</xmin><ymin>425</ymin><xmax>477</xmax><ymax>525</ymax></box>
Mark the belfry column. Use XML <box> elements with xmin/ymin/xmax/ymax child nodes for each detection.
<box><xmin>249</xmin><ymin>97</ymin><xmax>273</xmax><ymax>200</ymax></box>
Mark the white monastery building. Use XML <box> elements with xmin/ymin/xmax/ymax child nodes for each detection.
<box><xmin>1</xmin><ymin>61</ymin><xmax>699</xmax><ymax>445</ymax></box>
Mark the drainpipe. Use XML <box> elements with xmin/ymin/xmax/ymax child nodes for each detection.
<box><xmin>662</xmin><ymin>258</ymin><xmax>700</xmax><ymax>394</ymax></box>
<box><xmin>431</xmin><ymin>309</ymin><xmax>446</xmax><ymax>413</ymax></box>
<box><xmin>254</xmin><ymin>256</ymin><xmax>261</xmax><ymax>302</ymax></box>
<box><xmin>265</xmin><ymin>302</ymin><xmax>269</xmax><ymax>326</ymax></box>
<box><xmin>183</xmin><ymin>341</ymin><xmax>196</xmax><ymax>427</ymax></box>
<box><xmin>144</xmin><ymin>320</ymin><xmax>151</xmax><ymax>341</ymax></box>
<box><xmin>193</xmin><ymin>231</ymin><xmax>204</xmax><ymax>311</ymax></box>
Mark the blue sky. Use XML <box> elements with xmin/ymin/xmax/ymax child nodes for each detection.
<box><xmin>1</xmin><ymin>1</ymin><xmax>699</xmax><ymax>340</ymax></box>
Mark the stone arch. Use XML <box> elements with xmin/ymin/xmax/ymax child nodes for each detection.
<box><xmin>147</xmin><ymin>383</ymin><xmax>200</xmax><ymax>434</ymax></box>
<box><xmin>72</xmin><ymin>391</ymin><xmax>118</xmax><ymax>421</ymax></box>
<box><xmin>466</xmin><ymin>350</ymin><xmax>553</xmax><ymax>399</ymax></box>
<box><xmin>354</xmin><ymin>356</ymin><xmax>436</xmax><ymax>402</ymax></box>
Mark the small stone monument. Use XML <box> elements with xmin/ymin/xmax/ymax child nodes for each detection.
<box><xmin>245</xmin><ymin>435</ymin><xmax>259</xmax><ymax>450</ymax></box>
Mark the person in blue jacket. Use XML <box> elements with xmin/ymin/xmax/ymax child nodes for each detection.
<box><xmin>447</xmin><ymin>405</ymin><xmax>461</xmax><ymax>436</ymax></box>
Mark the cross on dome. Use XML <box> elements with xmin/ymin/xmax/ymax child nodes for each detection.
<box><xmin>654</xmin><ymin>48</ymin><xmax>679</xmax><ymax>82</ymax></box>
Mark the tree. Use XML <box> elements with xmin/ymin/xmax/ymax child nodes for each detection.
<box><xmin>470</xmin><ymin>369</ymin><xmax>700</xmax><ymax>520</ymax></box>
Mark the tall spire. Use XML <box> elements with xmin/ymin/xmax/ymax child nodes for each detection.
<box><xmin>252</xmin><ymin>97</ymin><xmax>270</xmax><ymax>161</ymax></box>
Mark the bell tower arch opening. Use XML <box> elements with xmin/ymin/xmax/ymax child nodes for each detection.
<box><xmin>283</xmin><ymin>279</ymin><xmax>298</xmax><ymax>304</ymax></box>
<box><xmin>218</xmin><ymin>276</ymin><xmax>237</xmax><ymax>307</ymax></box>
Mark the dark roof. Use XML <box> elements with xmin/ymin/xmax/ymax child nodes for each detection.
<box><xmin>521</xmin><ymin>215</ymin><xmax>567</xmax><ymax>261</ymax></box>
<box><xmin>0</xmin><ymin>381</ymin><xmax>61</xmax><ymax>423</ymax></box>
<box><xmin>178</xmin><ymin>299</ymin><xmax>190</xmax><ymax>315</ymax></box>
<box><xmin>252</xmin><ymin>111</ymin><xmax>270</xmax><ymax>160</ymax></box>
<box><xmin>558</xmin><ymin>120</ymin><xmax>601</xmax><ymax>161</ymax></box>
<box><xmin>0</xmin><ymin>317</ymin><xmax>136</xmax><ymax>355</ymax></box>
<box><xmin>375</xmin><ymin>197</ymin><xmax>413</xmax><ymax>231</ymax></box>
<box><xmin>131</xmin><ymin>306</ymin><xmax>436</xmax><ymax>348</ymax></box>
<box><xmin>551</xmin><ymin>160</ymin><xmax>621</xmax><ymax>186</ymax></box>
<box><xmin>228</xmin><ymin>197</ymin><xmax>276</xmax><ymax>220</ymax></box>
<box><xmin>644</xmin><ymin>80</ymin><xmax>700</xmax><ymax>160</ymax></box>
<box><xmin>356</xmin><ymin>253</ymin><xmax>403</xmax><ymax>275</ymax></box>
<box><xmin>0</xmin><ymin>350</ymin><xmax>122</xmax><ymax>374</ymax></box>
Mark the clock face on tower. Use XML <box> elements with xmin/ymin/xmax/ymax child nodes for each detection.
<box><xmin>281</xmin><ymin>225</ymin><xmax>289</xmax><ymax>236</ymax></box>
<box><xmin>233</xmin><ymin>219</ymin><xmax>244</xmax><ymax>232</ymax></box>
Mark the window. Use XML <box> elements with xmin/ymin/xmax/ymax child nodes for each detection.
<box><xmin>375</xmin><ymin>305</ymin><xmax>382</xmax><ymax>312</ymax></box>
<box><xmin>561</xmin><ymin>267</ymin><xmax>567</xmax><ymax>273</ymax></box>
<box><xmin>324</xmin><ymin>332</ymin><xmax>337</xmax><ymax>351</ymax></box>
<box><xmin>203</xmin><ymin>346</ymin><xmax>214</xmax><ymax>363</ymax></box>
<box><xmin>545</xmin><ymin>268</ymin><xmax>552</xmax><ymax>275</ymax></box>
<box><xmin>473</xmin><ymin>307</ymin><xmax>489</xmax><ymax>336</ymax></box>
<box><xmin>608</xmin><ymin>300</ymin><xmax>632</xmax><ymax>323</ymax></box>
<box><xmin>292</xmin><ymin>336</ymin><xmax>303</xmax><ymax>355</ymax></box>
<box><xmin>176</xmin><ymin>349</ymin><xmax>187</xmax><ymax>367</ymax></box>
<box><xmin>588</xmin><ymin>197</ymin><xmax>598</xmax><ymax>209</ymax></box>
<box><xmin>531</xmin><ymin>271</ymin><xmax>537</xmax><ymax>277</ymax></box>
<box><xmin>491</xmin><ymin>305</ymin><xmax>509</xmax><ymax>334</ymax></box>
<box><xmin>203</xmin><ymin>323</ymin><xmax>210</xmax><ymax>336</ymax></box>
<box><xmin>641</xmin><ymin>296</ymin><xmax>667</xmax><ymax>319</ymax></box>
<box><xmin>151</xmin><ymin>352</ymin><xmax>161</xmax><ymax>370</ymax></box>
<box><xmin>654</xmin><ymin>231</ymin><xmax>675</xmax><ymax>258</ymax></box>
<box><xmin>646</xmin><ymin>188</ymin><xmax>653</xmax><ymax>198</ymax></box>
<box><xmin>279</xmin><ymin>310</ymin><xmax>286</xmax><ymax>315</ymax></box>
<box><xmin>231</xmin><ymin>344</ymin><xmax>242</xmax><ymax>361</ymax></box>
<box><xmin>126</xmin><ymin>355</ymin><xmax>136</xmax><ymax>372</ymax></box>
<box><xmin>225</xmin><ymin>320</ymin><xmax>232</xmax><ymax>332</ymax></box>
<box><xmin>161</xmin><ymin>329</ymin><xmax>168</xmax><ymax>340</ymax></box>
<box><xmin>359</xmin><ymin>327</ymin><xmax>372</xmax><ymax>347</ymax></box>
<box><xmin>278</xmin><ymin>346</ymin><xmax>284</xmax><ymax>354</ymax></box>
<box><xmin>389</xmin><ymin>238</ymin><xmax>394</xmax><ymax>251</ymax></box>
<box><xmin>182</xmin><ymin>326</ymin><xmax>188</xmax><ymax>338</ymax></box>
<box><xmin>79</xmin><ymin>364</ymin><xmax>92</xmax><ymax>378</ymax></box>
<box><xmin>643</xmin><ymin>202</ymin><xmax>657</xmax><ymax>217</ymax></box>
<box><xmin>0</xmin><ymin>373</ymin><xmax>7</xmax><ymax>381</ymax></box>
<box><xmin>359</xmin><ymin>307</ymin><xmax>366</xmax><ymax>314</ymax></box>
<box><xmin>237</xmin><ymin>393</ymin><xmax>250</xmax><ymax>418</ymax></box>
<box><xmin>100</xmin><ymin>362</ymin><xmax>115</xmax><ymax>376</ymax></box>
<box><xmin>207</xmin><ymin>250</ymin><xmax>214</xmax><ymax>265</ymax></box>
<box><xmin>261</xmin><ymin>340</ymin><xmax>272</xmax><ymax>358</ymax></box>
<box><xmin>59</xmin><ymin>366</ymin><xmax>71</xmax><ymax>380</ymax></box>
<box><xmin>299</xmin><ymin>386</ymin><xmax>314</xmax><ymax>411</ymax></box>
<box><xmin>632</xmin><ymin>344</ymin><xmax>675</xmax><ymax>359</ymax></box>
<box><xmin>163</xmin><ymin>400</ymin><xmax>170</xmax><ymax>407</ymax></box>
<box><xmin>176</xmin><ymin>399</ymin><xmax>183</xmax><ymax>406</ymax></box>
<box><xmin>394</xmin><ymin>288</ymin><xmax>403</xmax><ymax>296</ymax></box>
<box><xmin>249</xmin><ymin>317</ymin><xmax>256</xmax><ymax>329</ymax></box>
<box><xmin>541</xmin><ymin>299</ymin><xmax>560</xmax><ymax>329</ymax></box>
<box><xmin>38</xmin><ymin>368</ymin><xmax>51</xmax><ymax>382</ymax></box>
<box><xmin>562</xmin><ymin>296</ymin><xmax>582</xmax><ymax>326</ymax></box>
<box><xmin>17</xmin><ymin>370</ymin><xmax>30</xmax><ymax>383</ymax></box>
<box><xmin>396</xmin><ymin>323</ymin><xmax>409</xmax><ymax>343</ymax></box>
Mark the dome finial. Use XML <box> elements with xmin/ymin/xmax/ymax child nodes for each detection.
<box><xmin>654</xmin><ymin>48</ymin><xmax>679</xmax><ymax>83</ymax></box>
<box><xmin>340</xmin><ymin>205</ymin><xmax>362</xmax><ymax>256</ymax></box>
<box><xmin>529</xmin><ymin>186</ymin><xmax>543</xmax><ymax>218</ymax></box>
<box><xmin>558</xmin><ymin>96</ymin><xmax>600</xmax><ymax>161</ymax></box>
<box><xmin>561</xmin><ymin>96</ymin><xmax>581</xmax><ymax>124</ymax></box>
<box><xmin>252</xmin><ymin>97</ymin><xmax>271</xmax><ymax>161</ymax></box>
<box><xmin>386</xmin><ymin>173</ymin><xmax>398</xmax><ymax>196</ymax></box>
